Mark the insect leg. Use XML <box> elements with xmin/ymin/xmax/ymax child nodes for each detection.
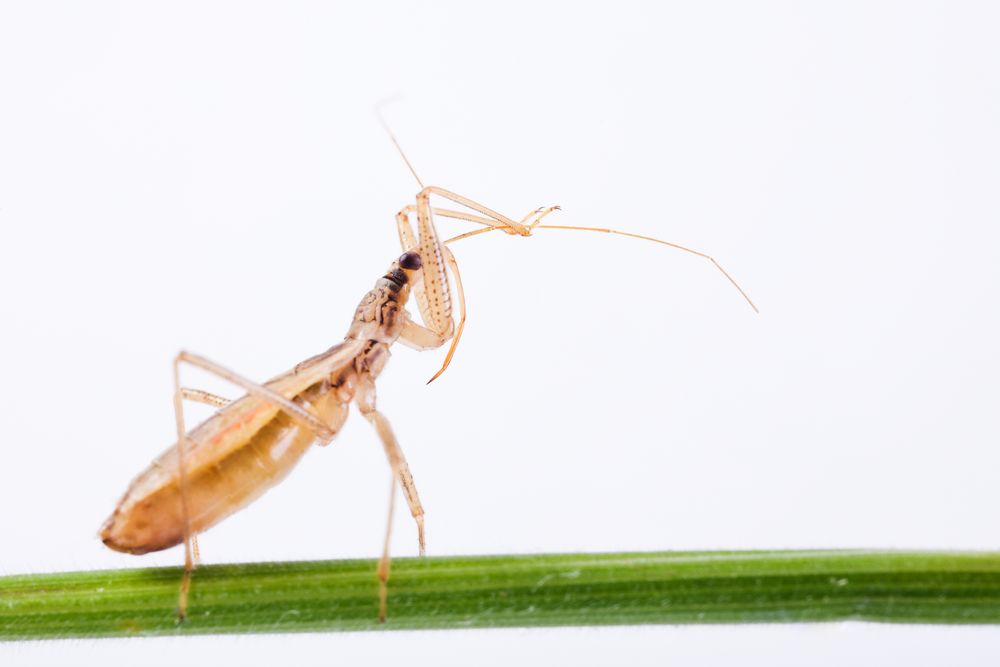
<box><xmin>425</xmin><ymin>246</ymin><xmax>465</xmax><ymax>384</ymax></box>
<box><xmin>361</xmin><ymin>405</ymin><xmax>425</xmax><ymax>555</ymax></box>
<box><xmin>420</xmin><ymin>186</ymin><xmax>530</xmax><ymax>235</ymax></box>
<box><xmin>411</xmin><ymin>190</ymin><xmax>452</xmax><ymax>339</ymax></box>
<box><xmin>396</xmin><ymin>205</ymin><xmax>472</xmax><ymax>381</ymax></box>
<box><xmin>396</xmin><ymin>245</ymin><xmax>465</xmax><ymax>369</ymax></box>
<box><xmin>397</xmin><ymin>203</ymin><xmax>480</xmax><ymax>345</ymax></box>
<box><xmin>171</xmin><ymin>359</ymin><xmax>195</xmax><ymax>621</ymax></box>
<box><xmin>395</xmin><ymin>188</ymin><xmax>535</xmax><ymax>335</ymax></box>
<box><xmin>395</xmin><ymin>208</ymin><xmax>434</xmax><ymax>337</ymax></box>
<box><xmin>355</xmin><ymin>375</ymin><xmax>425</xmax><ymax>621</ymax></box>
<box><xmin>366</xmin><ymin>408</ymin><xmax>423</xmax><ymax>622</ymax></box>
<box><xmin>376</xmin><ymin>472</ymin><xmax>397</xmax><ymax>623</ymax></box>
<box><xmin>175</xmin><ymin>386</ymin><xmax>228</xmax><ymax>580</ymax></box>
<box><xmin>170</xmin><ymin>351</ymin><xmax>339</xmax><ymax>620</ymax></box>
<box><xmin>176</xmin><ymin>351</ymin><xmax>337</xmax><ymax>439</ymax></box>
<box><xmin>425</xmin><ymin>205</ymin><xmax>560</xmax><ymax>247</ymax></box>
<box><xmin>178</xmin><ymin>388</ymin><xmax>231</xmax><ymax>408</ymax></box>
<box><xmin>399</xmin><ymin>204</ymin><xmax>525</xmax><ymax>237</ymax></box>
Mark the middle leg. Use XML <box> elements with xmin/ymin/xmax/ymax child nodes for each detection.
<box><xmin>354</xmin><ymin>374</ymin><xmax>426</xmax><ymax>621</ymax></box>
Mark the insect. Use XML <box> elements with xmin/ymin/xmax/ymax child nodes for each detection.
<box><xmin>99</xmin><ymin>125</ymin><xmax>757</xmax><ymax>622</ymax></box>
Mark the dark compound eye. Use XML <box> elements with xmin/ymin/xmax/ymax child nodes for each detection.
<box><xmin>399</xmin><ymin>251</ymin><xmax>422</xmax><ymax>270</ymax></box>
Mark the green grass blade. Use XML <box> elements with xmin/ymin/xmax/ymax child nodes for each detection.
<box><xmin>3</xmin><ymin>550</ymin><xmax>1000</xmax><ymax>640</ymax></box>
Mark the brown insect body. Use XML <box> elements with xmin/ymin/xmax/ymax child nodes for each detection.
<box><xmin>101</xmin><ymin>257</ymin><xmax>419</xmax><ymax>554</ymax></box>
<box><xmin>97</xmin><ymin>171</ymin><xmax>754</xmax><ymax>622</ymax></box>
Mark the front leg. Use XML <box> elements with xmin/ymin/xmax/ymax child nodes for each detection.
<box><xmin>394</xmin><ymin>246</ymin><xmax>467</xmax><ymax>384</ymax></box>
<box><xmin>397</xmin><ymin>316</ymin><xmax>448</xmax><ymax>351</ymax></box>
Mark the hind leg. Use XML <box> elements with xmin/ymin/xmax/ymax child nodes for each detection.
<box><xmin>170</xmin><ymin>351</ymin><xmax>338</xmax><ymax>621</ymax></box>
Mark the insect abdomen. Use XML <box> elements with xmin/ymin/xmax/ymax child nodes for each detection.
<box><xmin>101</xmin><ymin>389</ymin><xmax>348</xmax><ymax>554</ymax></box>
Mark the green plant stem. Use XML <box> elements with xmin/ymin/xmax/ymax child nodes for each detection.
<box><xmin>3</xmin><ymin>550</ymin><xmax>1000</xmax><ymax>640</ymax></box>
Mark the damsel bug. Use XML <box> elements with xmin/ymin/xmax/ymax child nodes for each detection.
<box><xmin>100</xmin><ymin>123</ymin><xmax>756</xmax><ymax>621</ymax></box>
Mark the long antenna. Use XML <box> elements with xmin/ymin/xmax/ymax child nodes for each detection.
<box><xmin>375</xmin><ymin>103</ymin><xmax>425</xmax><ymax>189</ymax></box>
<box><xmin>439</xmin><ymin>215</ymin><xmax>759</xmax><ymax>313</ymax></box>
<box><xmin>373</xmin><ymin>104</ymin><xmax>757</xmax><ymax>314</ymax></box>
<box><xmin>535</xmin><ymin>224</ymin><xmax>759</xmax><ymax>313</ymax></box>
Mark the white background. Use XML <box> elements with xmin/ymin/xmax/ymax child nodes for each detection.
<box><xmin>2</xmin><ymin>1</ymin><xmax>1000</xmax><ymax>664</ymax></box>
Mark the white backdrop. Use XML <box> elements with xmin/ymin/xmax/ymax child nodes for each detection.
<box><xmin>2</xmin><ymin>1</ymin><xmax>1000</xmax><ymax>664</ymax></box>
